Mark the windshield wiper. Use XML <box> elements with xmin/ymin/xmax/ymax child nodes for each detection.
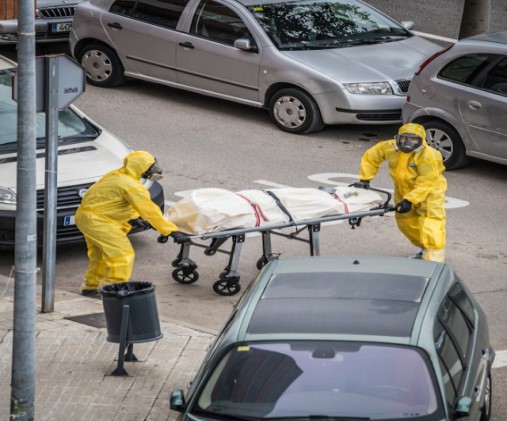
<box><xmin>0</xmin><ymin>141</ymin><xmax>18</xmax><ymax>151</ymax></box>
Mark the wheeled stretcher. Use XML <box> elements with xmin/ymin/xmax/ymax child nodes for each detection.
<box><xmin>160</xmin><ymin>185</ymin><xmax>395</xmax><ymax>296</ymax></box>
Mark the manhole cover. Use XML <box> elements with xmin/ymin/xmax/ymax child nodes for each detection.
<box><xmin>65</xmin><ymin>313</ymin><xmax>106</xmax><ymax>329</ymax></box>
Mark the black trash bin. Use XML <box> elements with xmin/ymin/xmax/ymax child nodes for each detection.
<box><xmin>100</xmin><ymin>281</ymin><xmax>163</xmax><ymax>344</ymax></box>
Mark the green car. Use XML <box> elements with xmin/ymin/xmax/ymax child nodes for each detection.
<box><xmin>170</xmin><ymin>256</ymin><xmax>494</xmax><ymax>420</ymax></box>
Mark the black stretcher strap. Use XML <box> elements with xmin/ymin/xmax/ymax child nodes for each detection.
<box><xmin>264</xmin><ymin>190</ymin><xmax>294</xmax><ymax>223</ymax></box>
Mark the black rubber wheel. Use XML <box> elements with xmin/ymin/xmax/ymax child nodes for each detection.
<box><xmin>172</xmin><ymin>268</ymin><xmax>199</xmax><ymax>284</ymax></box>
<box><xmin>213</xmin><ymin>280</ymin><xmax>241</xmax><ymax>296</ymax></box>
<box><xmin>422</xmin><ymin>120</ymin><xmax>470</xmax><ymax>169</ymax></box>
<box><xmin>480</xmin><ymin>373</ymin><xmax>492</xmax><ymax>421</ymax></box>
<box><xmin>269</xmin><ymin>88</ymin><xmax>324</xmax><ymax>134</ymax></box>
<box><xmin>256</xmin><ymin>256</ymin><xmax>268</xmax><ymax>270</ymax></box>
<box><xmin>77</xmin><ymin>43</ymin><xmax>126</xmax><ymax>87</ymax></box>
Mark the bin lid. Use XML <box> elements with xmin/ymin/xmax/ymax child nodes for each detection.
<box><xmin>99</xmin><ymin>281</ymin><xmax>154</xmax><ymax>297</ymax></box>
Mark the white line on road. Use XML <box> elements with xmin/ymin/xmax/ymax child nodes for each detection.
<box><xmin>493</xmin><ymin>349</ymin><xmax>507</xmax><ymax>369</ymax></box>
<box><xmin>412</xmin><ymin>30</ymin><xmax>457</xmax><ymax>43</ymax></box>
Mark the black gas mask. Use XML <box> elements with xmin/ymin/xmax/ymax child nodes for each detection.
<box><xmin>395</xmin><ymin>133</ymin><xmax>423</xmax><ymax>153</ymax></box>
<box><xmin>141</xmin><ymin>160</ymin><xmax>163</xmax><ymax>181</ymax></box>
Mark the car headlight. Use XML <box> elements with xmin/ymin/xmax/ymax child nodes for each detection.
<box><xmin>0</xmin><ymin>187</ymin><xmax>16</xmax><ymax>204</ymax></box>
<box><xmin>343</xmin><ymin>82</ymin><xmax>393</xmax><ymax>95</ymax></box>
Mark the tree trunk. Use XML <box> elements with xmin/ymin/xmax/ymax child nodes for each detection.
<box><xmin>459</xmin><ymin>0</ymin><xmax>491</xmax><ymax>39</ymax></box>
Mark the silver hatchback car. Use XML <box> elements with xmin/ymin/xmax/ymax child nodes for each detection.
<box><xmin>402</xmin><ymin>32</ymin><xmax>507</xmax><ymax>169</ymax></box>
<box><xmin>69</xmin><ymin>0</ymin><xmax>440</xmax><ymax>134</ymax></box>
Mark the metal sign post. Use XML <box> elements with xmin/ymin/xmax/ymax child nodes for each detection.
<box><xmin>15</xmin><ymin>54</ymin><xmax>85</xmax><ymax>312</ymax></box>
<box><xmin>40</xmin><ymin>55</ymin><xmax>85</xmax><ymax>312</ymax></box>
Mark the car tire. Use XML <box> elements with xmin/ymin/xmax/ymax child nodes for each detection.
<box><xmin>422</xmin><ymin>120</ymin><xmax>471</xmax><ymax>170</ymax></box>
<box><xmin>77</xmin><ymin>44</ymin><xmax>126</xmax><ymax>88</ymax></box>
<box><xmin>480</xmin><ymin>373</ymin><xmax>492</xmax><ymax>421</ymax></box>
<box><xmin>269</xmin><ymin>88</ymin><xmax>324</xmax><ymax>134</ymax></box>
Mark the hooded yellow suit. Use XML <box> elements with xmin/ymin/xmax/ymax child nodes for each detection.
<box><xmin>359</xmin><ymin>123</ymin><xmax>447</xmax><ymax>262</ymax></box>
<box><xmin>76</xmin><ymin>151</ymin><xmax>179</xmax><ymax>291</ymax></box>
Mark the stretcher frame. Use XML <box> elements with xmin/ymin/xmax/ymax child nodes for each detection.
<box><xmin>165</xmin><ymin>187</ymin><xmax>394</xmax><ymax>296</ymax></box>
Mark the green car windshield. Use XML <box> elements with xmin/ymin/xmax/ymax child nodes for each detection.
<box><xmin>195</xmin><ymin>341</ymin><xmax>445</xmax><ymax>420</ymax></box>
<box><xmin>0</xmin><ymin>70</ymin><xmax>99</xmax><ymax>152</ymax></box>
<box><xmin>247</xmin><ymin>0</ymin><xmax>410</xmax><ymax>50</ymax></box>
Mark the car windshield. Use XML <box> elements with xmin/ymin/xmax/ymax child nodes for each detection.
<box><xmin>194</xmin><ymin>341</ymin><xmax>443</xmax><ymax>420</ymax></box>
<box><xmin>0</xmin><ymin>70</ymin><xmax>99</xmax><ymax>152</ymax></box>
<box><xmin>247</xmin><ymin>0</ymin><xmax>410</xmax><ymax>51</ymax></box>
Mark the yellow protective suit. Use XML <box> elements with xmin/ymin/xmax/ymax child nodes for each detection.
<box><xmin>359</xmin><ymin>123</ymin><xmax>447</xmax><ymax>262</ymax></box>
<box><xmin>75</xmin><ymin>151</ymin><xmax>180</xmax><ymax>292</ymax></box>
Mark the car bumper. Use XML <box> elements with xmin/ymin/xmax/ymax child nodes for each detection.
<box><xmin>0</xmin><ymin>181</ymin><xmax>165</xmax><ymax>250</ymax></box>
<box><xmin>314</xmin><ymin>90</ymin><xmax>406</xmax><ymax>125</ymax></box>
<box><xmin>0</xmin><ymin>19</ymin><xmax>74</xmax><ymax>44</ymax></box>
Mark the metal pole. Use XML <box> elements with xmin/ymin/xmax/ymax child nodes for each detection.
<box><xmin>11</xmin><ymin>0</ymin><xmax>37</xmax><ymax>418</ymax></box>
<box><xmin>42</xmin><ymin>56</ymin><xmax>59</xmax><ymax>312</ymax></box>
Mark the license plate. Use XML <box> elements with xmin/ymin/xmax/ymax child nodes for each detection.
<box><xmin>49</xmin><ymin>22</ymin><xmax>72</xmax><ymax>33</ymax></box>
<box><xmin>63</xmin><ymin>215</ymin><xmax>75</xmax><ymax>226</ymax></box>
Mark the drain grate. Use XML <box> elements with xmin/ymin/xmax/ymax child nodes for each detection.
<box><xmin>64</xmin><ymin>313</ymin><xmax>106</xmax><ymax>329</ymax></box>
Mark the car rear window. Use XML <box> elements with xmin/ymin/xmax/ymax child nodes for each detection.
<box><xmin>194</xmin><ymin>341</ymin><xmax>444</xmax><ymax>420</ymax></box>
<box><xmin>438</xmin><ymin>53</ymin><xmax>501</xmax><ymax>86</ymax></box>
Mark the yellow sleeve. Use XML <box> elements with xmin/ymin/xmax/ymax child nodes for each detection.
<box><xmin>125</xmin><ymin>183</ymin><xmax>180</xmax><ymax>236</ymax></box>
<box><xmin>359</xmin><ymin>141</ymin><xmax>389</xmax><ymax>181</ymax></box>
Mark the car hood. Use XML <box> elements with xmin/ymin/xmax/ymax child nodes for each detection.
<box><xmin>282</xmin><ymin>37</ymin><xmax>441</xmax><ymax>83</ymax></box>
<box><xmin>0</xmin><ymin>140</ymin><xmax>125</xmax><ymax>193</ymax></box>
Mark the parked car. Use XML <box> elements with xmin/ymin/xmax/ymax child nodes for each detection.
<box><xmin>402</xmin><ymin>31</ymin><xmax>507</xmax><ymax>170</ymax></box>
<box><xmin>170</xmin><ymin>255</ymin><xmax>494</xmax><ymax>421</ymax></box>
<box><xmin>0</xmin><ymin>0</ymin><xmax>84</xmax><ymax>44</ymax></box>
<box><xmin>69</xmin><ymin>0</ymin><xmax>440</xmax><ymax>134</ymax></box>
<box><xmin>0</xmin><ymin>55</ymin><xmax>164</xmax><ymax>250</ymax></box>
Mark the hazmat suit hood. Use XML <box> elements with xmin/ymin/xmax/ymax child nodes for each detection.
<box><xmin>122</xmin><ymin>151</ymin><xmax>156</xmax><ymax>179</ymax></box>
<box><xmin>396</xmin><ymin>123</ymin><xmax>427</xmax><ymax>152</ymax></box>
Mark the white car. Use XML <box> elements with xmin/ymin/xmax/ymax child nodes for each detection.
<box><xmin>0</xmin><ymin>55</ymin><xmax>165</xmax><ymax>250</ymax></box>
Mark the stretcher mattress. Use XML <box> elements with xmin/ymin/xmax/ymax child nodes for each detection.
<box><xmin>166</xmin><ymin>187</ymin><xmax>383</xmax><ymax>235</ymax></box>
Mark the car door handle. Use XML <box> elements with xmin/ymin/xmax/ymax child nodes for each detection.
<box><xmin>107</xmin><ymin>22</ymin><xmax>123</xmax><ymax>30</ymax></box>
<box><xmin>178</xmin><ymin>42</ymin><xmax>195</xmax><ymax>49</ymax></box>
<box><xmin>467</xmin><ymin>100</ymin><xmax>482</xmax><ymax>110</ymax></box>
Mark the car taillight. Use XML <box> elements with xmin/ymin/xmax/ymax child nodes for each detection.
<box><xmin>415</xmin><ymin>45</ymin><xmax>454</xmax><ymax>75</ymax></box>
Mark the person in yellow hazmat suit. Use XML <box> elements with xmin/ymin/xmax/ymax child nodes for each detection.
<box><xmin>75</xmin><ymin>151</ymin><xmax>189</xmax><ymax>295</ymax></box>
<box><xmin>354</xmin><ymin>123</ymin><xmax>447</xmax><ymax>262</ymax></box>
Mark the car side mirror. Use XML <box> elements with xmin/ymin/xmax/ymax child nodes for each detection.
<box><xmin>234</xmin><ymin>38</ymin><xmax>258</xmax><ymax>53</ymax></box>
<box><xmin>454</xmin><ymin>396</ymin><xmax>472</xmax><ymax>417</ymax></box>
<box><xmin>400</xmin><ymin>21</ymin><xmax>415</xmax><ymax>30</ymax></box>
<box><xmin>170</xmin><ymin>389</ymin><xmax>186</xmax><ymax>412</ymax></box>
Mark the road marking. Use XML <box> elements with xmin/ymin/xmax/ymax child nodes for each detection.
<box><xmin>493</xmin><ymin>349</ymin><xmax>507</xmax><ymax>369</ymax></box>
<box><xmin>412</xmin><ymin>31</ymin><xmax>457</xmax><ymax>44</ymax></box>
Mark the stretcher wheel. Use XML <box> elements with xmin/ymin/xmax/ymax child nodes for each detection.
<box><xmin>256</xmin><ymin>256</ymin><xmax>269</xmax><ymax>270</ymax></box>
<box><xmin>213</xmin><ymin>280</ymin><xmax>241</xmax><ymax>296</ymax></box>
<box><xmin>172</xmin><ymin>268</ymin><xmax>199</xmax><ymax>284</ymax></box>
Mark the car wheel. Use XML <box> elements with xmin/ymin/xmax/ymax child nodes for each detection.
<box><xmin>480</xmin><ymin>373</ymin><xmax>492</xmax><ymax>421</ymax></box>
<box><xmin>422</xmin><ymin>120</ymin><xmax>471</xmax><ymax>170</ymax></box>
<box><xmin>78</xmin><ymin>44</ymin><xmax>126</xmax><ymax>87</ymax></box>
<box><xmin>269</xmin><ymin>88</ymin><xmax>324</xmax><ymax>134</ymax></box>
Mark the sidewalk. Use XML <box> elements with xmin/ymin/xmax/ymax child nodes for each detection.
<box><xmin>0</xmin><ymin>278</ymin><xmax>216</xmax><ymax>421</ymax></box>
